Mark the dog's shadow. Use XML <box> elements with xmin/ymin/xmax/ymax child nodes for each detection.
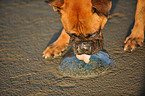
<box><xmin>111</xmin><ymin>0</ymin><xmax>137</xmax><ymax>40</ymax></box>
<box><xmin>45</xmin><ymin>27</ymin><xmax>73</xmax><ymax>55</ymax></box>
<box><xmin>125</xmin><ymin>20</ymin><xmax>135</xmax><ymax>38</ymax></box>
<box><xmin>46</xmin><ymin>28</ymin><xmax>63</xmax><ymax>48</ymax></box>
<box><xmin>110</xmin><ymin>0</ymin><xmax>119</xmax><ymax>14</ymax></box>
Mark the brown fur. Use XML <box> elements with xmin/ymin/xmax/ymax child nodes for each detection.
<box><xmin>60</xmin><ymin>0</ymin><xmax>109</xmax><ymax>36</ymax></box>
<box><xmin>43</xmin><ymin>0</ymin><xmax>144</xmax><ymax>58</ymax></box>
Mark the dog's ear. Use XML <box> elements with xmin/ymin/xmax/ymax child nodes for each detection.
<box><xmin>92</xmin><ymin>0</ymin><xmax>112</xmax><ymax>17</ymax></box>
<box><xmin>45</xmin><ymin>0</ymin><xmax>64</xmax><ymax>7</ymax></box>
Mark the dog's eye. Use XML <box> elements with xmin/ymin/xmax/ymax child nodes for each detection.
<box><xmin>86</xmin><ymin>34</ymin><xmax>92</xmax><ymax>38</ymax></box>
<box><xmin>92</xmin><ymin>7</ymin><xmax>102</xmax><ymax>16</ymax></box>
<box><xmin>91</xmin><ymin>33</ymin><xmax>98</xmax><ymax>37</ymax></box>
<box><xmin>71</xmin><ymin>33</ymin><xmax>78</xmax><ymax>37</ymax></box>
<box><xmin>86</xmin><ymin>32</ymin><xmax>98</xmax><ymax>38</ymax></box>
<box><xmin>92</xmin><ymin>7</ymin><xmax>97</xmax><ymax>13</ymax></box>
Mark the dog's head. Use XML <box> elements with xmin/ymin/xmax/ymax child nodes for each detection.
<box><xmin>45</xmin><ymin>0</ymin><xmax>112</xmax><ymax>55</ymax></box>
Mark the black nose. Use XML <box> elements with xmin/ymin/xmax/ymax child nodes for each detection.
<box><xmin>78</xmin><ymin>42</ymin><xmax>91</xmax><ymax>54</ymax></box>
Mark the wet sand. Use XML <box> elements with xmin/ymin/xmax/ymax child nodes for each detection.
<box><xmin>0</xmin><ymin>0</ymin><xmax>145</xmax><ymax>95</ymax></box>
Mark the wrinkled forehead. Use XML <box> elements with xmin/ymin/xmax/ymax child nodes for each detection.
<box><xmin>60</xmin><ymin>0</ymin><xmax>104</xmax><ymax>36</ymax></box>
<box><xmin>63</xmin><ymin>0</ymin><xmax>92</xmax><ymax>13</ymax></box>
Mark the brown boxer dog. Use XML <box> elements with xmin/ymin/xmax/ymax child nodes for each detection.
<box><xmin>43</xmin><ymin>0</ymin><xmax>144</xmax><ymax>61</ymax></box>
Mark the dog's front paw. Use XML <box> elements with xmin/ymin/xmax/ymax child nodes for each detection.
<box><xmin>43</xmin><ymin>29</ymin><xmax>70</xmax><ymax>59</ymax></box>
<box><xmin>43</xmin><ymin>43</ymin><xmax>69</xmax><ymax>59</ymax></box>
<box><xmin>124</xmin><ymin>35</ymin><xmax>144</xmax><ymax>52</ymax></box>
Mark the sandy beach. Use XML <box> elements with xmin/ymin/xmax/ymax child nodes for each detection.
<box><xmin>0</xmin><ymin>0</ymin><xmax>145</xmax><ymax>95</ymax></box>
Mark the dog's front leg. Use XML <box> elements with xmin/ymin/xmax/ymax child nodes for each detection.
<box><xmin>43</xmin><ymin>29</ymin><xmax>70</xmax><ymax>58</ymax></box>
<box><xmin>124</xmin><ymin>0</ymin><xmax>145</xmax><ymax>51</ymax></box>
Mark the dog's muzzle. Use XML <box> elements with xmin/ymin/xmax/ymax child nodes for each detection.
<box><xmin>77</xmin><ymin>41</ymin><xmax>93</xmax><ymax>55</ymax></box>
<box><xmin>67</xmin><ymin>28</ymin><xmax>103</xmax><ymax>55</ymax></box>
<box><xmin>73</xmin><ymin>39</ymin><xmax>103</xmax><ymax>55</ymax></box>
